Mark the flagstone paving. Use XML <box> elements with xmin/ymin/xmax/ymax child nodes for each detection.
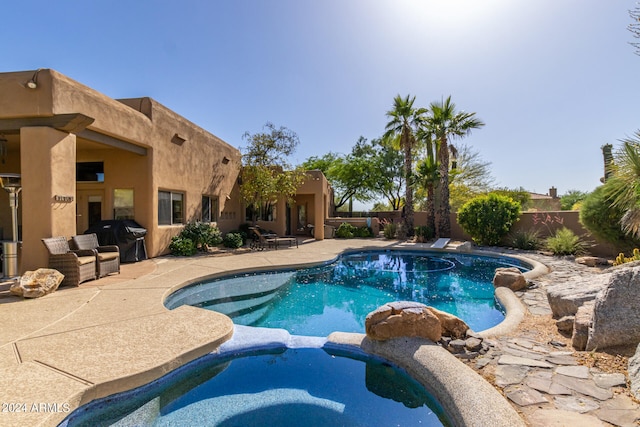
<box><xmin>472</xmin><ymin>250</ymin><xmax>640</xmax><ymax>427</ymax></box>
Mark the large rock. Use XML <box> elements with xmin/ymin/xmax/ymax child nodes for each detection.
<box><xmin>572</xmin><ymin>301</ymin><xmax>594</xmax><ymax>351</ymax></box>
<box><xmin>365</xmin><ymin>301</ymin><xmax>442</xmax><ymax>342</ymax></box>
<box><xmin>546</xmin><ymin>273</ymin><xmax>610</xmax><ymax>319</ymax></box>
<box><xmin>493</xmin><ymin>267</ymin><xmax>527</xmax><ymax>291</ymax></box>
<box><xmin>426</xmin><ymin>306</ymin><xmax>469</xmax><ymax>339</ymax></box>
<box><xmin>10</xmin><ymin>269</ymin><xmax>64</xmax><ymax>298</ymax></box>
<box><xmin>586</xmin><ymin>265</ymin><xmax>640</xmax><ymax>351</ymax></box>
<box><xmin>630</xmin><ymin>343</ymin><xmax>640</xmax><ymax>400</ymax></box>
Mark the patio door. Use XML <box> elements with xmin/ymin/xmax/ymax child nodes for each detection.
<box><xmin>76</xmin><ymin>190</ymin><xmax>104</xmax><ymax>234</ymax></box>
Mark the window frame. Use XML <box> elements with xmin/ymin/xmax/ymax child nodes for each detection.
<box><xmin>158</xmin><ymin>190</ymin><xmax>185</xmax><ymax>225</ymax></box>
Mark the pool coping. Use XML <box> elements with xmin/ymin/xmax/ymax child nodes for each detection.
<box><xmin>0</xmin><ymin>239</ymin><xmax>546</xmax><ymax>427</ymax></box>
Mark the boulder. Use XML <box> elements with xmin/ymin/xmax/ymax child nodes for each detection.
<box><xmin>456</xmin><ymin>241</ymin><xmax>473</xmax><ymax>252</ymax></box>
<box><xmin>493</xmin><ymin>267</ymin><xmax>527</xmax><ymax>291</ymax></box>
<box><xmin>572</xmin><ymin>301</ymin><xmax>594</xmax><ymax>351</ymax></box>
<box><xmin>575</xmin><ymin>256</ymin><xmax>610</xmax><ymax>267</ymax></box>
<box><xmin>546</xmin><ymin>273</ymin><xmax>610</xmax><ymax>319</ymax></box>
<box><xmin>10</xmin><ymin>269</ymin><xmax>64</xmax><ymax>298</ymax></box>
<box><xmin>630</xmin><ymin>343</ymin><xmax>640</xmax><ymax>400</ymax></box>
<box><xmin>365</xmin><ymin>301</ymin><xmax>442</xmax><ymax>342</ymax></box>
<box><xmin>586</xmin><ymin>265</ymin><xmax>640</xmax><ymax>351</ymax></box>
<box><xmin>426</xmin><ymin>306</ymin><xmax>469</xmax><ymax>339</ymax></box>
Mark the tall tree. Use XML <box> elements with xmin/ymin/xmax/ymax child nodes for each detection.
<box><xmin>369</xmin><ymin>137</ymin><xmax>405</xmax><ymax>210</ymax></box>
<box><xmin>630</xmin><ymin>5</ymin><xmax>640</xmax><ymax>56</ymax></box>
<box><xmin>426</xmin><ymin>96</ymin><xmax>484</xmax><ymax>237</ymax></box>
<box><xmin>240</xmin><ymin>122</ymin><xmax>306</xmax><ymax>224</ymax></box>
<box><xmin>415</xmin><ymin>128</ymin><xmax>439</xmax><ymax>233</ymax></box>
<box><xmin>384</xmin><ymin>95</ymin><xmax>426</xmax><ymax>235</ymax></box>
<box><xmin>302</xmin><ymin>137</ymin><xmax>379</xmax><ymax>210</ymax></box>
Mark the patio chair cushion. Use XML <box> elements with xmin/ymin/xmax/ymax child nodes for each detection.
<box><xmin>77</xmin><ymin>255</ymin><xmax>97</xmax><ymax>266</ymax></box>
<box><xmin>97</xmin><ymin>252</ymin><xmax>120</xmax><ymax>262</ymax></box>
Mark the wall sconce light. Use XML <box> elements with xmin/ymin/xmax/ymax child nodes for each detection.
<box><xmin>222</xmin><ymin>156</ymin><xmax>230</xmax><ymax>164</ymax></box>
<box><xmin>26</xmin><ymin>69</ymin><xmax>42</xmax><ymax>89</ymax></box>
<box><xmin>225</xmin><ymin>194</ymin><xmax>231</xmax><ymax>200</ymax></box>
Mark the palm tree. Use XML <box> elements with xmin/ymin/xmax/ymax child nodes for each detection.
<box><xmin>384</xmin><ymin>95</ymin><xmax>426</xmax><ymax>235</ymax></box>
<box><xmin>415</xmin><ymin>128</ymin><xmax>439</xmax><ymax>234</ymax></box>
<box><xmin>426</xmin><ymin>96</ymin><xmax>484</xmax><ymax>237</ymax></box>
<box><xmin>604</xmin><ymin>131</ymin><xmax>640</xmax><ymax>237</ymax></box>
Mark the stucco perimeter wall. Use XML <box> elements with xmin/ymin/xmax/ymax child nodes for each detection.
<box><xmin>416</xmin><ymin>210</ymin><xmax>620</xmax><ymax>258</ymax></box>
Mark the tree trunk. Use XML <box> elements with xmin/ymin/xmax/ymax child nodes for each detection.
<box><xmin>436</xmin><ymin>136</ymin><xmax>451</xmax><ymax>237</ymax></box>
<box><xmin>403</xmin><ymin>132</ymin><xmax>414</xmax><ymax>237</ymax></box>
<box><xmin>426</xmin><ymin>184</ymin><xmax>436</xmax><ymax>234</ymax></box>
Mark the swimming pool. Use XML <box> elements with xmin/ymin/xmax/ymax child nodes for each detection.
<box><xmin>60</xmin><ymin>341</ymin><xmax>451</xmax><ymax>426</ymax></box>
<box><xmin>166</xmin><ymin>250</ymin><xmax>531</xmax><ymax>334</ymax></box>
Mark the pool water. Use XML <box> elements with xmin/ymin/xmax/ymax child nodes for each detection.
<box><xmin>61</xmin><ymin>348</ymin><xmax>450</xmax><ymax>426</ymax></box>
<box><xmin>166</xmin><ymin>250</ymin><xmax>530</xmax><ymax>335</ymax></box>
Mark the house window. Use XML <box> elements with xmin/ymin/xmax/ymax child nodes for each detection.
<box><xmin>76</xmin><ymin>162</ymin><xmax>104</xmax><ymax>182</ymax></box>
<box><xmin>202</xmin><ymin>195</ymin><xmax>219</xmax><ymax>223</ymax></box>
<box><xmin>245</xmin><ymin>202</ymin><xmax>276</xmax><ymax>222</ymax></box>
<box><xmin>159</xmin><ymin>191</ymin><xmax>184</xmax><ymax>225</ymax></box>
<box><xmin>114</xmin><ymin>189</ymin><xmax>134</xmax><ymax>220</ymax></box>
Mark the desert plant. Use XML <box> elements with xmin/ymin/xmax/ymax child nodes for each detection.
<box><xmin>414</xmin><ymin>225</ymin><xmax>434</xmax><ymax>243</ymax></box>
<box><xmin>354</xmin><ymin>226</ymin><xmax>374</xmax><ymax>238</ymax></box>
<box><xmin>335</xmin><ymin>223</ymin><xmax>356</xmax><ymax>238</ymax></box>
<box><xmin>509</xmin><ymin>229</ymin><xmax>542</xmax><ymax>250</ymax></box>
<box><xmin>579</xmin><ymin>186</ymin><xmax>640</xmax><ymax>252</ymax></box>
<box><xmin>383</xmin><ymin>222</ymin><xmax>397</xmax><ymax>239</ymax></box>
<box><xmin>223</xmin><ymin>232</ymin><xmax>244</xmax><ymax>248</ymax></box>
<box><xmin>614</xmin><ymin>248</ymin><xmax>640</xmax><ymax>265</ymax></box>
<box><xmin>169</xmin><ymin>236</ymin><xmax>197</xmax><ymax>256</ymax></box>
<box><xmin>545</xmin><ymin>227</ymin><xmax>587</xmax><ymax>256</ymax></box>
<box><xmin>457</xmin><ymin>193</ymin><xmax>521</xmax><ymax>246</ymax></box>
<box><xmin>180</xmin><ymin>222</ymin><xmax>223</xmax><ymax>250</ymax></box>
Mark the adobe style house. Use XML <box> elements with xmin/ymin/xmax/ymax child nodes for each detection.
<box><xmin>0</xmin><ymin>69</ymin><xmax>331</xmax><ymax>275</ymax></box>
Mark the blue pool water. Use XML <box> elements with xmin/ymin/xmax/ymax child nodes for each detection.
<box><xmin>61</xmin><ymin>347</ymin><xmax>451</xmax><ymax>426</ymax></box>
<box><xmin>166</xmin><ymin>250</ymin><xmax>530</xmax><ymax>335</ymax></box>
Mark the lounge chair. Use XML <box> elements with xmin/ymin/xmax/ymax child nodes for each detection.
<box><xmin>71</xmin><ymin>233</ymin><xmax>121</xmax><ymax>278</ymax></box>
<box><xmin>41</xmin><ymin>236</ymin><xmax>97</xmax><ymax>287</ymax></box>
<box><xmin>249</xmin><ymin>227</ymin><xmax>298</xmax><ymax>250</ymax></box>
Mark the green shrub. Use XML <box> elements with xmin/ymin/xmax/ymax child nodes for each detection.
<box><xmin>180</xmin><ymin>222</ymin><xmax>223</xmax><ymax>249</ymax></box>
<box><xmin>383</xmin><ymin>222</ymin><xmax>397</xmax><ymax>239</ymax></box>
<box><xmin>414</xmin><ymin>225</ymin><xmax>434</xmax><ymax>243</ymax></box>
<box><xmin>579</xmin><ymin>186</ymin><xmax>640</xmax><ymax>252</ymax></box>
<box><xmin>457</xmin><ymin>194</ymin><xmax>521</xmax><ymax>246</ymax></box>
<box><xmin>169</xmin><ymin>236</ymin><xmax>197</xmax><ymax>256</ymax></box>
<box><xmin>335</xmin><ymin>223</ymin><xmax>356</xmax><ymax>238</ymax></box>
<box><xmin>223</xmin><ymin>232</ymin><xmax>244</xmax><ymax>248</ymax></box>
<box><xmin>509</xmin><ymin>229</ymin><xmax>542</xmax><ymax>250</ymax></box>
<box><xmin>354</xmin><ymin>226</ymin><xmax>373</xmax><ymax>238</ymax></box>
<box><xmin>545</xmin><ymin>227</ymin><xmax>587</xmax><ymax>256</ymax></box>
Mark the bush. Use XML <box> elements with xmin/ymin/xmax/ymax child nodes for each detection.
<box><xmin>545</xmin><ymin>227</ymin><xmax>587</xmax><ymax>256</ymax></box>
<box><xmin>223</xmin><ymin>232</ymin><xmax>244</xmax><ymax>248</ymax></box>
<box><xmin>383</xmin><ymin>222</ymin><xmax>397</xmax><ymax>239</ymax></box>
<box><xmin>414</xmin><ymin>225</ymin><xmax>434</xmax><ymax>243</ymax></box>
<box><xmin>509</xmin><ymin>229</ymin><xmax>542</xmax><ymax>250</ymax></box>
<box><xmin>335</xmin><ymin>223</ymin><xmax>356</xmax><ymax>238</ymax></box>
<box><xmin>579</xmin><ymin>186</ymin><xmax>640</xmax><ymax>252</ymax></box>
<box><xmin>180</xmin><ymin>222</ymin><xmax>223</xmax><ymax>249</ymax></box>
<box><xmin>354</xmin><ymin>226</ymin><xmax>373</xmax><ymax>238</ymax></box>
<box><xmin>169</xmin><ymin>236</ymin><xmax>197</xmax><ymax>256</ymax></box>
<box><xmin>457</xmin><ymin>194</ymin><xmax>521</xmax><ymax>246</ymax></box>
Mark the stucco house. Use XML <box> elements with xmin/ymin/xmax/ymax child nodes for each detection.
<box><xmin>0</xmin><ymin>69</ymin><xmax>331</xmax><ymax>276</ymax></box>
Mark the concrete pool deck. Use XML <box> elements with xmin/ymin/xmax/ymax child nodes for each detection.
<box><xmin>0</xmin><ymin>238</ymin><xmax>542</xmax><ymax>426</ymax></box>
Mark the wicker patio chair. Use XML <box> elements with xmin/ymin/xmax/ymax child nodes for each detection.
<box><xmin>71</xmin><ymin>233</ymin><xmax>120</xmax><ymax>278</ymax></box>
<box><xmin>41</xmin><ymin>236</ymin><xmax>97</xmax><ymax>287</ymax></box>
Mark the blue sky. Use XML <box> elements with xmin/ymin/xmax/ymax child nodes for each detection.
<box><xmin>3</xmin><ymin>0</ymin><xmax>640</xmax><ymax>204</ymax></box>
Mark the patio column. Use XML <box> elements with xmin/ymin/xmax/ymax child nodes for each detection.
<box><xmin>20</xmin><ymin>127</ymin><xmax>76</xmax><ymax>272</ymax></box>
<box><xmin>314</xmin><ymin>190</ymin><xmax>324</xmax><ymax>240</ymax></box>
